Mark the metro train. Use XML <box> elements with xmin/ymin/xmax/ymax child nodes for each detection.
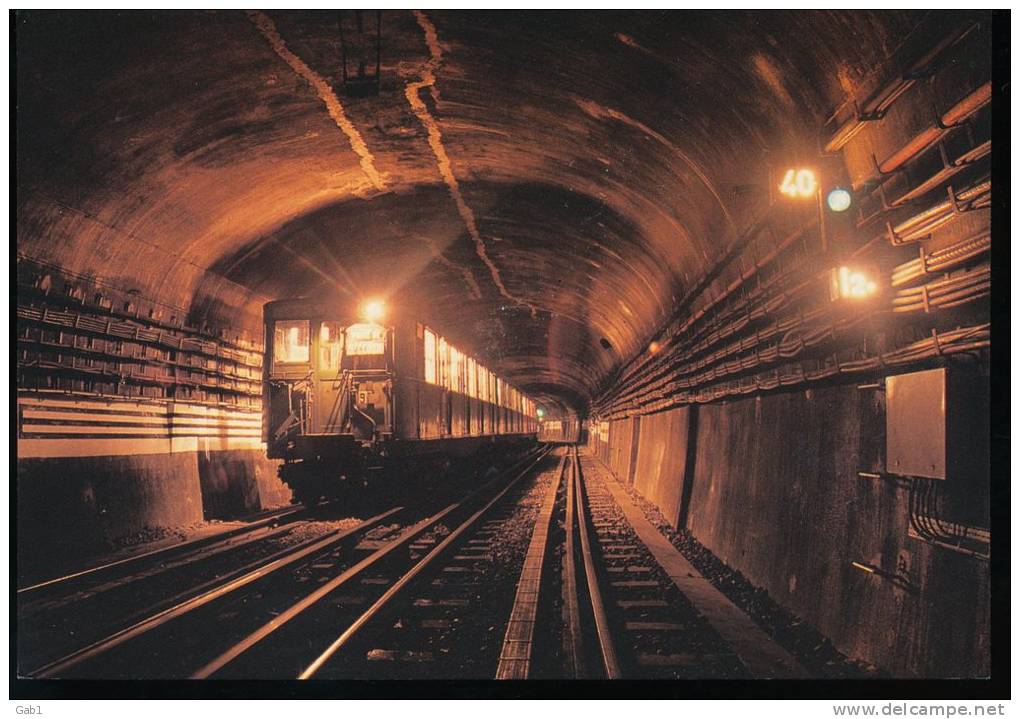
<box><xmin>537</xmin><ymin>417</ymin><xmax>582</xmax><ymax>444</ymax></box>
<box><xmin>263</xmin><ymin>298</ymin><xmax>539</xmax><ymax>504</ymax></box>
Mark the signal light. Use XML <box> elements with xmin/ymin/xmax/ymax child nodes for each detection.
<box><xmin>536</xmin><ymin>408</ymin><xmax>545</xmax><ymax>419</ymax></box>
<box><xmin>830</xmin><ymin>266</ymin><xmax>879</xmax><ymax>301</ymax></box>
<box><xmin>827</xmin><ymin>187</ymin><xmax>852</xmax><ymax>212</ymax></box>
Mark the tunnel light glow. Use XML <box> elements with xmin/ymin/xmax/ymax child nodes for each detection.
<box><xmin>360</xmin><ymin>299</ymin><xmax>386</xmax><ymax>324</ymax></box>
<box><xmin>778</xmin><ymin>168</ymin><xmax>818</xmax><ymax>199</ymax></box>
<box><xmin>536</xmin><ymin>408</ymin><xmax>545</xmax><ymax>419</ymax></box>
<box><xmin>648</xmin><ymin>341</ymin><xmax>661</xmax><ymax>354</ymax></box>
<box><xmin>831</xmin><ymin>266</ymin><xmax>879</xmax><ymax>301</ymax></box>
<box><xmin>827</xmin><ymin>187</ymin><xmax>852</xmax><ymax>212</ymax></box>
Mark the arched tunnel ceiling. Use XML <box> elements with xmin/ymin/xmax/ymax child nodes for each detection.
<box><xmin>16</xmin><ymin>10</ymin><xmax>921</xmax><ymax>414</ymax></box>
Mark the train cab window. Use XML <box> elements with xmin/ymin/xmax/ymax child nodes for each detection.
<box><xmin>343</xmin><ymin>323</ymin><xmax>387</xmax><ymax>371</ymax></box>
<box><xmin>424</xmin><ymin>329</ymin><xmax>438</xmax><ymax>384</ymax></box>
<box><xmin>345</xmin><ymin>323</ymin><xmax>385</xmax><ymax>356</ymax></box>
<box><xmin>318</xmin><ymin>322</ymin><xmax>344</xmax><ymax>372</ymax></box>
<box><xmin>274</xmin><ymin>320</ymin><xmax>310</xmax><ymax>364</ymax></box>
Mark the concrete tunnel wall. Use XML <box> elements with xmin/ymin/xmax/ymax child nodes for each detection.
<box><xmin>15</xmin><ymin>257</ymin><xmax>293</xmax><ymax>566</ymax></box>
<box><xmin>17</xmin><ymin>449</ymin><xmax>289</xmax><ymax>567</ymax></box>
<box><xmin>588</xmin><ymin>384</ymin><xmax>990</xmax><ymax>678</ymax></box>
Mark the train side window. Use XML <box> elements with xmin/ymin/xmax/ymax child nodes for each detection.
<box><xmin>346</xmin><ymin>323</ymin><xmax>385</xmax><ymax>356</ymax></box>
<box><xmin>449</xmin><ymin>346</ymin><xmax>461</xmax><ymax>393</ymax></box>
<box><xmin>439</xmin><ymin>338</ymin><xmax>449</xmax><ymax>388</ymax></box>
<box><xmin>424</xmin><ymin>329</ymin><xmax>438</xmax><ymax>384</ymax></box>
<box><xmin>467</xmin><ymin>357</ymin><xmax>477</xmax><ymax>398</ymax></box>
<box><xmin>274</xmin><ymin>320</ymin><xmax>310</xmax><ymax>364</ymax></box>
<box><xmin>319</xmin><ymin>322</ymin><xmax>344</xmax><ymax>372</ymax></box>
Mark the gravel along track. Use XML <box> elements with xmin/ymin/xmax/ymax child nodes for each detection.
<box><xmin>214</xmin><ymin>449</ymin><xmax>565</xmax><ymax>679</ymax></box>
<box><xmin>576</xmin><ymin>455</ymin><xmax>749</xmax><ymax>679</ymax></box>
<box><xmin>599</xmin><ymin>452</ymin><xmax>881</xmax><ymax>679</ymax></box>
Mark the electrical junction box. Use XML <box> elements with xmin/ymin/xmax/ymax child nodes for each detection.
<box><xmin>885</xmin><ymin>367</ymin><xmax>989</xmax><ymax>480</ymax></box>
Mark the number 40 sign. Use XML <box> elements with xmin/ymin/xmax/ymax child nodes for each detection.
<box><xmin>778</xmin><ymin>168</ymin><xmax>818</xmax><ymax>199</ymax></box>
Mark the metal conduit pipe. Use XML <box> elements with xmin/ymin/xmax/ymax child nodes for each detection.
<box><xmin>891</xmin><ymin>231</ymin><xmax>991</xmax><ymax>286</ymax></box>
<box><xmin>890</xmin><ymin>139</ymin><xmax>992</xmax><ymax>207</ymax></box>
<box><xmin>616</xmin><ymin>279</ymin><xmax>989</xmax><ymax>409</ymax></box>
<box><xmin>824</xmin><ymin>22</ymin><xmax>981</xmax><ymax>154</ymax></box>
<box><xmin>600</xmin><ymin>118</ymin><xmax>989</xmax><ymax>412</ymax></box>
<box><xmin>891</xmin><ymin>265</ymin><xmax>990</xmax><ymax>313</ymax></box>
<box><xmin>874</xmin><ymin>81</ymin><xmax>992</xmax><ymax>177</ymax></box>
<box><xmin>599</xmin><ymin>223</ymin><xmax>816</xmax><ymax>405</ymax></box>
<box><xmin>889</xmin><ymin>179</ymin><xmax>991</xmax><ymax>245</ymax></box>
<box><xmin>599</xmin><ymin>247</ymin><xmax>832</xmax><ymax>410</ymax></box>
<box><xmin>598</xmin><ymin>252</ymin><xmax>990</xmax><ymax>413</ymax></box>
<box><xmin>599</xmin><ymin>323</ymin><xmax>990</xmax><ymax>419</ymax></box>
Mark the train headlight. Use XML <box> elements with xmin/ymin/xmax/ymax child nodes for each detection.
<box><xmin>361</xmin><ymin>299</ymin><xmax>386</xmax><ymax>323</ymax></box>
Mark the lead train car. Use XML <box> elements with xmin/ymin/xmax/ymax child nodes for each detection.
<box><xmin>263</xmin><ymin>299</ymin><xmax>538</xmax><ymax>503</ymax></box>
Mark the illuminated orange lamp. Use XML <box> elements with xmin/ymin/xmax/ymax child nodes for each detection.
<box><xmin>778</xmin><ymin>168</ymin><xmax>818</xmax><ymax>199</ymax></box>
<box><xmin>648</xmin><ymin>341</ymin><xmax>661</xmax><ymax>354</ymax></box>
<box><xmin>360</xmin><ymin>299</ymin><xmax>386</xmax><ymax>323</ymax></box>
<box><xmin>830</xmin><ymin>266</ymin><xmax>879</xmax><ymax>301</ymax></box>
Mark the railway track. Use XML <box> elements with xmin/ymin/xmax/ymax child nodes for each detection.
<box><xmin>26</xmin><ymin>446</ymin><xmax>551</xmax><ymax>679</ymax></box>
<box><xmin>18</xmin><ymin>504</ymin><xmax>317</xmax><ymax>671</ymax></box>
<box><xmin>567</xmin><ymin>450</ymin><xmax>747</xmax><ymax>678</ymax></box>
<box><xmin>22</xmin><ymin>444</ymin><xmax>810</xmax><ymax>680</ymax></box>
<box><xmin>280</xmin><ymin>448</ymin><xmax>568</xmax><ymax>680</ymax></box>
<box><xmin>495</xmin><ymin>446</ymin><xmax>810</xmax><ymax>680</ymax></box>
<box><xmin>18</xmin><ymin>504</ymin><xmax>303</xmax><ymax>595</ymax></box>
<box><xmin>195</xmin><ymin>446</ymin><xmax>559</xmax><ymax>679</ymax></box>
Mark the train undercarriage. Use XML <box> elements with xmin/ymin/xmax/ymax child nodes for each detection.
<box><xmin>278</xmin><ymin>434</ymin><xmax>536</xmax><ymax>508</ymax></box>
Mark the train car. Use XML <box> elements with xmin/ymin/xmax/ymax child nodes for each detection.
<box><xmin>537</xmin><ymin>417</ymin><xmax>581</xmax><ymax>444</ymax></box>
<box><xmin>263</xmin><ymin>298</ymin><xmax>539</xmax><ymax>503</ymax></box>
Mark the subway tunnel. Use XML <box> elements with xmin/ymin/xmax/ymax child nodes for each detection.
<box><xmin>15</xmin><ymin>10</ymin><xmax>997</xmax><ymax>686</ymax></box>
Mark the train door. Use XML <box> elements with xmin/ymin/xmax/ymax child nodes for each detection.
<box><xmin>344</xmin><ymin>323</ymin><xmax>391</xmax><ymax>438</ymax></box>
<box><xmin>266</xmin><ymin>318</ymin><xmax>312</xmax><ymax>457</ymax></box>
<box><xmin>439</xmin><ymin>337</ymin><xmax>451</xmax><ymax>436</ymax></box>
<box><xmin>314</xmin><ymin>321</ymin><xmax>347</xmax><ymax>434</ymax></box>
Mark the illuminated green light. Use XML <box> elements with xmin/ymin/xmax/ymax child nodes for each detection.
<box><xmin>536</xmin><ymin>408</ymin><xmax>545</xmax><ymax>418</ymax></box>
<box><xmin>827</xmin><ymin>188</ymin><xmax>852</xmax><ymax>212</ymax></box>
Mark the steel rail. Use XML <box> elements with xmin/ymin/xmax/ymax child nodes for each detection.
<box><xmin>191</xmin><ymin>504</ymin><xmax>460</xmax><ymax>678</ymax></box>
<box><xmin>21</xmin><ymin>513</ymin><xmax>320</xmax><ymax>621</ymax></box>
<box><xmin>572</xmin><ymin>447</ymin><xmax>622</xmax><ymax>679</ymax></box>
<box><xmin>494</xmin><ymin>451</ymin><xmax>567</xmax><ymax>679</ymax></box>
<box><xmin>18</xmin><ymin>505</ymin><xmax>303</xmax><ymax>596</ymax></box>
<box><xmin>19</xmin><ymin>515</ymin><xmax>318</xmax><ymax>623</ymax></box>
<box><xmin>297</xmin><ymin>448</ymin><xmax>551</xmax><ymax>679</ymax></box>
<box><xmin>31</xmin><ymin>506</ymin><xmax>402</xmax><ymax>678</ymax></box>
<box><xmin>561</xmin><ymin>450</ymin><xmax>586</xmax><ymax>678</ymax></box>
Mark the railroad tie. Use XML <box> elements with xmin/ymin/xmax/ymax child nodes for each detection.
<box><xmin>494</xmin><ymin>459</ymin><xmax>564</xmax><ymax>680</ymax></box>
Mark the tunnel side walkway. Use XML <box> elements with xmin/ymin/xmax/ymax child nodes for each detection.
<box><xmin>579</xmin><ymin>450</ymin><xmax>810</xmax><ymax>679</ymax></box>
